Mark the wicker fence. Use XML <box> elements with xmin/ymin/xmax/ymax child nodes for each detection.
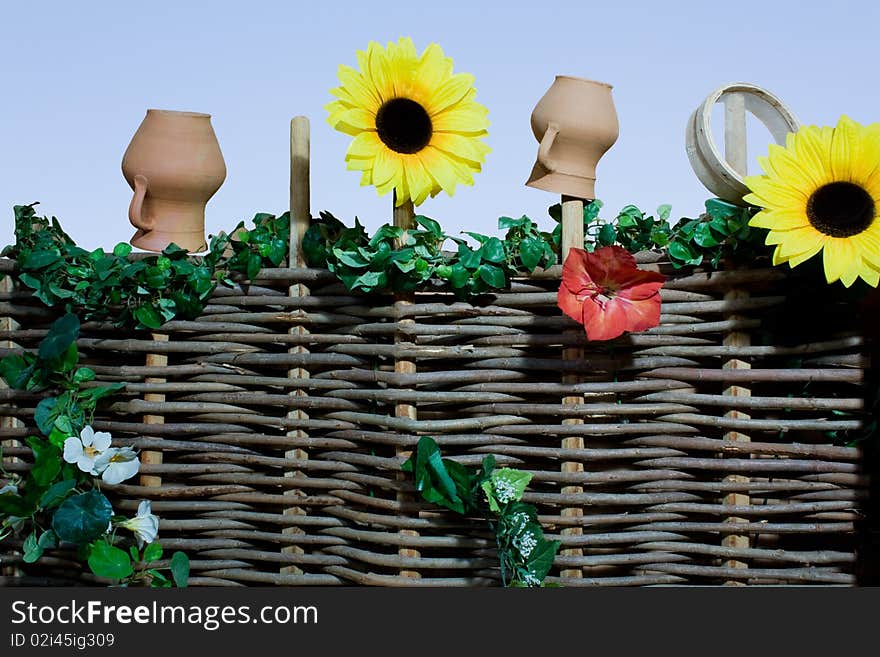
<box><xmin>0</xmin><ymin>252</ymin><xmax>873</xmax><ymax>586</ymax></box>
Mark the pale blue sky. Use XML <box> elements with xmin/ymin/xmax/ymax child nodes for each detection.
<box><xmin>1</xmin><ymin>0</ymin><xmax>878</xmax><ymax>250</ymax></box>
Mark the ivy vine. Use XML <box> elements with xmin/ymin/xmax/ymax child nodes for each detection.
<box><xmin>303</xmin><ymin>198</ymin><xmax>768</xmax><ymax>298</ymax></box>
<box><xmin>2</xmin><ymin>203</ymin><xmax>292</xmax><ymax>331</ymax></box>
<box><xmin>403</xmin><ymin>437</ymin><xmax>560</xmax><ymax>587</ymax></box>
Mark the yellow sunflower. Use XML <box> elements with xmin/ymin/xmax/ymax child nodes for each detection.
<box><xmin>326</xmin><ymin>37</ymin><xmax>490</xmax><ymax>207</ymax></box>
<box><xmin>744</xmin><ymin>115</ymin><xmax>880</xmax><ymax>288</ymax></box>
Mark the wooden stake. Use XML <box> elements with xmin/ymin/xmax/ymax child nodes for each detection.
<box><xmin>282</xmin><ymin>116</ymin><xmax>311</xmax><ymax>575</ymax></box>
<box><xmin>393</xmin><ymin>192</ymin><xmax>420</xmax><ymax>580</ymax></box>
<box><xmin>0</xmin><ymin>274</ymin><xmax>22</xmax><ymax>579</ymax></box>
<box><xmin>723</xmin><ymin>92</ymin><xmax>748</xmax><ymax>177</ymax></box>
<box><xmin>139</xmin><ymin>333</ymin><xmax>167</xmax><ymax>488</ymax></box>
<box><xmin>560</xmin><ymin>195</ymin><xmax>585</xmax><ymax>579</ymax></box>
<box><xmin>721</xmin><ymin>95</ymin><xmax>751</xmax><ymax>584</ymax></box>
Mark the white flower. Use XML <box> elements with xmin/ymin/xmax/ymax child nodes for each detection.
<box><xmin>116</xmin><ymin>500</ymin><xmax>159</xmax><ymax>547</ymax></box>
<box><xmin>0</xmin><ymin>483</ymin><xmax>18</xmax><ymax>496</ymax></box>
<box><xmin>513</xmin><ymin>530</ymin><xmax>538</xmax><ymax>559</ymax></box>
<box><xmin>520</xmin><ymin>571</ymin><xmax>541</xmax><ymax>587</ymax></box>
<box><xmin>95</xmin><ymin>447</ymin><xmax>140</xmax><ymax>485</ymax></box>
<box><xmin>62</xmin><ymin>426</ymin><xmax>112</xmax><ymax>475</ymax></box>
<box><xmin>493</xmin><ymin>479</ymin><xmax>517</xmax><ymax>504</ymax></box>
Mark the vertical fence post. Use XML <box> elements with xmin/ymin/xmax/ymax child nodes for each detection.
<box><xmin>139</xmin><ymin>335</ymin><xmax>167</xmax><ymax>489</ymax></box>
<box><xmin>560</xmin><ymin>195</ymin><xmax>585</xmax><ymax>580</ymax></box>
<box><xmin>0</xmin><ymin>274</ymin><xmax>22</xmax><ymax>579</ymax></box>
<box><xmin>393</xmin><ymin>193</ymin><xmax>420</xmax><ymax>580</ymax></box>
<box><xmin>721</xmin><ymin>93</ymin><xmax>751</xmax><ymax>584</ymax></box>
<box><xmin>281</xmin><ymin>116</ymin><xmax>312</xmax><ymax>575</ymax></box>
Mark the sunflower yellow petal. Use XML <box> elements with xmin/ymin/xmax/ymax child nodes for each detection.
<box><xmin>821</xmin><ymin>239</ymin><xmax>852</xmax><ymax>284</ymax></box>
<box><xmin>762</xmin><ymin>144</ymin><xmax>823</xmax><ymax>193</ymax></box>
<box><xmin>432</xmin><ymin>103</ymin><xmax>490</xmax><ymax>134</ymax></box>
<box><xmin>743</xmin><ymin>176</ymin><xmax>808</xmax><ymax>210</ymax></box>
<box><xmin>422</xmin><ymin>72</ymin><xmax>476</xmax><ymax>116</ymax></box>
<box><xmin>749</xmin><ymin>208</ymin><xmax>809</xmax><ymax>231</ymax></box>
<box><xmin>850</xmin><ymin>224</ymin><xmax>880</xmax><ymax>267</ymax></box>
<box><xmin>364</xmin><ymin>41</ymin><xmax>395</xmax><ymax>104</ymax></box>
<box><xmin>791</xmin><ymin>125</ymin><xmax>834</xmax><ymax>187</ymax></box>
<box><xmin>784</xmin><ymin>243</ymin><xmax>824</xmax><ymax>268</ymax></box>
<box><xmin>336</xmin><ymin>64</ymin><xmax>381</xmax><ymax>114</ymax></box>
<box><xmin>331</xmin><ymin>110</ymin><xmax>376</xmax><ymax>137</ymax></box>
<box><xmin>346</xmin><ymin>131</ymin><xmax>383</xmax><ymax>159</ymax></box>
<box><xmin>413</xmin><ymin>43</ymin><xmax>454</xmax><ymax>98</ymax></box>
<box><xmin>430</xmin><ymin>132</ymin><xmax>491</xmax><ymax>165</ymax></box>
<box><xmin>766</xmin><ymin>226</ymin><xmax>824</xmax><ymax>258</ymax></box>
<box><xmin>830</xmin><ymin>115</ymin><xmax>862</xmax><ymax>182</ymax></box>
<box><xmin>420</xmin><ymin>147</ymin><xmax>461</xmax><ymax>196</ymax></box>
<box><xmin>859</xmin><ymin>259</ymin><xmax>880</xmax><ymax>287</ymax></box>
<box><xmin>372</xmin><ymin>147</ymin><xmax>404</xmax><ymax>189</ymax></box>
<box><xmin>403</xmin><ymin>155</ymin><xmax>433</xmax><ymax>206</ymax></box>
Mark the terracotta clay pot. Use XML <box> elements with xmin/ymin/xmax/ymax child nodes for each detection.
<box><xmin>525</xmin><ymin>76</ymin><xmax>619</xmax><ymax>200</ymax></box>
<box><xmin>122</xmin><ymin>109</ymin><xmax>226</xmax><ymax>253</ymax></box>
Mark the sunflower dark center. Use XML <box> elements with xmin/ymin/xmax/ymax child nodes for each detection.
<box><xmin>375</xmin><ymin>98</ymin><xmax>432</xmax><ymax>154</ymax></box>
<box><xmin>806</xmin><ymin>181</ymin><xmax>875</xmax><ymax>238</ymax></box>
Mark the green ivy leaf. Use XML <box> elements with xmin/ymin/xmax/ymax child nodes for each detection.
<box><xmin>134</xmin><ymin>305</ymin><xmax>163</xmax><ymax>330</ymax></box>
<box><xmin>526</xmin><ymin>538</ymin><xmax>561</xmax><ymax>581</ymax></box>
<box><xmin>23</xmin><ymin>532</ymin><xmax>43</xmax><ymax>563</ymax></box>
<box><xmin>53</xmin><ymin>490</ymin><xmax>114</xmax><ymax>544</ymax></box>
<box><xmin>519</xmin><ymin>237</ymin><xmax>545</xmax><ymax>272</ymax></box>
<box><xmin>0</xmin><ymin>491</ymin><xmax>34</xmax><ymax>516</ymax></box>
<box><xmin>113</xmin><ymin>243</ymin><xmax>133</xmax><ymax>258</ymax></box>
<box><xmin>657</xmin><ymin>204</ymin><xmax>672</xmax><ymax>221</ymax></box>
<box><xmin>34</xmin><ymin>397</ymin><xmax>58</xmax><ymax>437</ymax></box>
<box><xmin>21</xmin><ymin>250</ymin><xmax>62</xmax><ymax>271</ymax></box>
<box><xmin>414</xmin><ymin>215</ymin><xmax>443</xmax><ymax>237</ymax></box>
<box><xmin>38</xmin><ymin>313</ymin><xmax>80</xmax><ymax>362</ymax></box>
<box><xmin>668</xmin><ymin>241</ymin><xmax>697</xmax><ymax>265</ymax></box>
<box><xmin>693</xmin><ymin>223</ymin><xmax>721</xmax><ymax>247</ymax></box>
<box><xmin>77</xmin><ymin>382</ymin><xmax>125</xmax><ymax>406</ymax></box>
<box><xmin>597</xmin><ymin>223</ymin><xmax>617</xmax><ymax>246</ymax></box>
<box><xmin>27</xmin><ymin>436</ymin><xmax>62</xmax><ymax>486</ymax></box>
<box><xmin>478</xmin><ymin>264</ymin><xmax>506</xmax><ymax>289</ymax></box>
<box><xmin>458</xmin><ymin>244</ymin><xmax>481</xmax><ymax>270</ymax></box>
<box><xmin>171</xmin><ymin>551</ymin><xmax>190</xmax><ymax>588</ymax></box>
<box><xmin>39</xmin><ymin>479</ymin><xmax>77</xmax><ymax>510</ymax></box>
<box><xmin>705</xmin><ymin>197</ymin><xmax>739</xmax><ymax>220</ymax></box>
<box><xmin>448</xmin><ymin>263</ymin><xmax>470</xmax><ymax>289</ymax></box>
<box><xmin>88</xmin><ymin>541</ymin><xmax>134</xmax><ymax>580</ymax></box>
<box><xmin>403</xmin><ymin>437</ymin><xmax>466</xmax><ymax>514</ymax></box>
<box><xmin>38</xmin><ymin>530</ymin><xmax>58</xmax><ymax>550</ymax></box>
<box><xmin>148</xmin><ymin>569</ymin><xmax>172</xmax><ymax>588</ymax></box>
<box><xmin>143</xmin><ymin>542</ymin><xmax>164</xmax><ymax>563</ymax></box>
<box><xmin>498</xmin><ymin>215</ymin><xmax>527</xmax><ymax>230</ymax></box>
<box><xmin>72</xmin><ymin>367</ymin><xmax>96</xmax><ymax>384</ymax></box>
<box><xmin>480</xmin><ymin>237</ymin><xmax>506</xmax><ymax>264</ymax></box>
<box><xmin>333</xmin><ymin>248</ymin><xmax>370</xmax><ymax>268</ymax></box>
<box><xmin>0</xmin><ymin>354</ymin><xmax>32</xmax><ymax>389</ymax></box>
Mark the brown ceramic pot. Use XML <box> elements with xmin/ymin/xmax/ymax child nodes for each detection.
<box><xmin>122</xmin><ymin>109</ymin><xmax>226</xmax><ymax>253</ymax></box>
<box><xmin>525</xmin><ymin>76</ymin><xmax>619</xmax><ymax>200</ymax></box>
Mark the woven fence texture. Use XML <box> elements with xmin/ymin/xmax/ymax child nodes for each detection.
<box><xmin>0</xmin><ymin>259</ymin><xmax>871</xmax><ymax>586</ymax></box>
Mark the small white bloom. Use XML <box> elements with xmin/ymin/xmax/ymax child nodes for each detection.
<box><xmin>520</xmin><ymin>571</ymin><xmax>541</xmax><ymax>587</ymax></box>
<box><xmin>96</xmin><ymin>447</ymin><xmax>140</xmax><ymax>485</ymax></box>
<box><xmin>0</xmin><ymin>483</ymin><xmax>18</xmax><ymax>496</ymax></box>
<box><xmin>493</xmin><ymin>479</ymin><xmax>517</xmax><ymax>504</ymax></box>
<box><xmin>62</xmin><ymin>426</ymin><xmax>112</xmax><ymax>475</ymax></box>
<box><xmin>116</xmin><ymin>500</ymin><xmax>159</xmax><ymax>547</ymax></box>
<box><xmin>514</xmin><ymin>530</ymin><xmax>538</xmax><ymax>559</ymax></box>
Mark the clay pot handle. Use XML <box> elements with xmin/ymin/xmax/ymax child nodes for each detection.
<box><xmin>128</xmin><ymin>174</ymin><xmax>154</xmax><ymax>231</ymax></box>
<box><xmin>536</xmin><ymin>122</ymin><xmax>561</xmax><ymax>172</ymax></box>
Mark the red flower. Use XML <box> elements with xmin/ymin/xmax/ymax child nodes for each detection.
<box><xmin>558</xmin><ymin>246</ymin><xmax>665</xmax><ymax>341</ymax></box>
